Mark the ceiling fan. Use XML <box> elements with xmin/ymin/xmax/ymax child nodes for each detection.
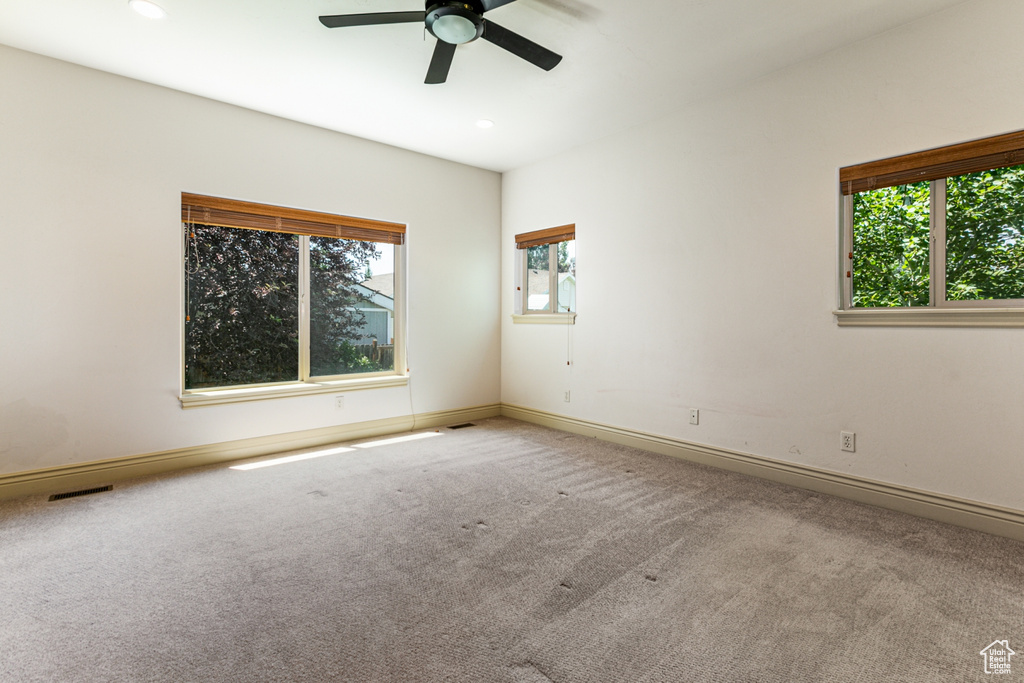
<box><xmin>319</xmin><ymin>1</ymin><xmax>563</xmax><ymax>84</ymax></box>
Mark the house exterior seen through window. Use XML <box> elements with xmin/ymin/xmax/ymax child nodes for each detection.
<box><xmin>526</xmin><ymin>240</ymin><xmax>576</xmax><ymax>313</ymax></box>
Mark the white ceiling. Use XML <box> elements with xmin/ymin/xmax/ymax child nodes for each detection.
<box><xmin>0</xmin><ymin>0</ymin><xmax>967</xmax><ymax>172</ymax></box>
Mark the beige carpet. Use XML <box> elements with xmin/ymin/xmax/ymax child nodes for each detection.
<box><xmin>1</xmin><ymin>417</ymin><xmax>1021</xmax><ymax>682</ymax></box>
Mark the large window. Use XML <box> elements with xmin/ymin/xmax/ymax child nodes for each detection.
<box><xmin>181</xmin><ymin>193</ymin><xmax>405</xmax><ymax>402</ymax></box>
<box><xmin>839</xmin><ymin>131</ymin><xmax>1024</xmax><ymax>323</ymax></box>
<box><xmin>515</xmin><ymin>224</ymin><xmax>576</xmax><ymax>320</ymax></box>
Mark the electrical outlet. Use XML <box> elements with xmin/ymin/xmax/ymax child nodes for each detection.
<box><xmin>564</xmin><ymin>391</ymin><xmax>571</xmax><ymax>403</ymax></box>
<box><xmin>689</xmin><ymin>409</ymin><xmax>699</xmax><ymax>425</ymax></box>
<box><xmin>335</xmin><ymin>395</ymin><xmax>345</xmax><ymax>410</ymax></box>
<box><xmin>841</xmin><ymin>431</ymin><xmax>855</xmax><ymax>452</ymax></box>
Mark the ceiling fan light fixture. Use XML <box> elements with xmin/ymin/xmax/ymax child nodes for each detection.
<box><xmin>128</xmin><ymin>0</ymin><xmax>166</xmax><ymax>19</ymax></box>
<box><xmin>476</xmin><ymin>119</ymin><xmax>495</xmax><ymax>129</ymax></box>
<box><xmin>426</xmin><ymin>4</ymin><xmax>484</xmax><ymax>45</ymax></box>
<box><xmin>433</xmin><ymin>15</ymin><xmax>476</xmax><ymax>43</ymax></box>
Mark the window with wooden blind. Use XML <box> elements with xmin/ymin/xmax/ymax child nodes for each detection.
<box><xmin>837</xmin><ymin>131</ymin><xmax>1024</xmax><ymax>326</ymax></box>
<box><xmin>180</xmin><ymin>193</ymin><xmax>407</xmax><ymax>405</ymax></box>
<box><xmin>514</xmin><ymin>225</ymin><xmax>576</xmax><ymax>323</ymax></box>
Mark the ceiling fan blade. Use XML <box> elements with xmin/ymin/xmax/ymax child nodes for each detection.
<box><xmin>319</xmin><ymin>11</ymin><xmax>425</xmax><ymax>29</ymax></box>
<box><xmin>425</xmin><ymin>39</ymin><xmax>457</xmax><ymax>85</ymax></box>
<box><xmin>480</xmin><ymin>0</ymin><xmax>519</xmax><ymax>11</ymax></box>
<box><xmin>481</xmin><ymin>20</ymin><xmax>562</xmax><ymax>71</ymax></box>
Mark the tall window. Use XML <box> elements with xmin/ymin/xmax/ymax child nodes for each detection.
<box><xmin>516</xmin><ymin>224</ymin><xmax>576</xmax><ymax>315</ymax></box>
<box><xmin>840</xmin><ymin>131</ymin><xmax>1024</xmax><ymax>314</ymax></box>
<box><xmin>182</xmin><ymin>193</ymin><xmax>405</xmax><ymax>394</ymax></box>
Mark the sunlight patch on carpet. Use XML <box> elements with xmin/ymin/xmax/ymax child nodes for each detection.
<box><xmin>351</xmin><ymin>432</ymin><xmax>442</xmax><ymax>449</ymax></box>
<box><xmin>230</xmin><ymin>446</ymin><xmax>356</xmax><ymax>471</ymax></box>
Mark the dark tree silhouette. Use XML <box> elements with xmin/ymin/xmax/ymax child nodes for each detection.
<box><xmin>185</xmin><ymin>224</ymin><xmax>379</xmax><ymax>389</ymax></box>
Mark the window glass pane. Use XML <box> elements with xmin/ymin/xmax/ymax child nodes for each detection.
<box><xmin>946</xmin><ymin>164</ymin><xmax>1024</xmax><ymax>301</ymax></box>
<box><xmin>526</xmin><ymin>244</ymin><xmax>550</xmax><ymax>311</ymax></box>
<box><xmin>852</xmin><ymin>182</ymin><xmax>930</xmax><ymax>307</ymax></box>
<box><xmin>556</xmin><ymin>240</ymin><xmax>576</xmax><ymax>313</ymax></box>
<box><xmin>309</xmin><ymin>238</ymin><xmax>395</xmax><ymax>377</ymax></box>
<box><xmin>185</xmin><ymin>225</ymin><xmax>299</xmax><ymax>389</ymax></box>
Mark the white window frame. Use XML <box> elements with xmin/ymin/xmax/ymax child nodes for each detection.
<box><xmin>513</xmin><ymin>226</ymin><xmax>576</xmax><ymax>325</ymax></box>
<box><xmin>836</xmin><ymin>134</ymin><xmax>1024</xmax><ymax>328</ymax></box>
<box><xmin>179</xmin><ymin>196</ymin><xmax>408</xmax><ymax>407</ymax></box>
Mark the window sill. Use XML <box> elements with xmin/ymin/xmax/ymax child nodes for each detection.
<box><xmin>834</xmin><ymin>308</ymin><xmax>1024</xmax><ymax>327</ymax></box>
<box><xmin>512</xmin><ymin>313</ymin><xmax>577</xmax><ymax>325</ymax></box>
<box><xmin>180</xmin><ymin>374</ymin><xmax>409</xmax><ymax>409</ymax></box>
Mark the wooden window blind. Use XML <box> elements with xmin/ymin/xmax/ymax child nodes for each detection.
<box><xmin>840</xmin><ymin>130</ymin><xmax>1024</xmax><ymax>195</ymax></box>
<box><xmin>515</xmin><ymin>224</ymin><xmax>576</xmax><ymax>249</ymax></box>
<box><xmin>181</xmin><ymin>193</ymin><xmax>406</xmax><ymax>245</ymax></box>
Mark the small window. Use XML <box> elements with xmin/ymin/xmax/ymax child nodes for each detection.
<box><xmin>839</xmin><ymin>131</ymin><xmax>1024</xmax><ymax>323</ymax></box>
<box><xmin>182</xmin><ymin>193</ymin><xmax>405</xmax><ymax>398</ymax></box>
<box><xmin>515</xmin><ymin>225</ymin><xmax>576</xmax><ymax>320</ymax></box>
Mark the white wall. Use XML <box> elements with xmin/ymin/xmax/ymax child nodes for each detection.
<box><xmin>501</xmin><ymin>0</ymin><xmax>1024</xmax><ymax>510</ymax></box>
<box><xmin>0</xmin><ymin>45</ymin><xmax>501</xmax><ymax>476</ymax></box>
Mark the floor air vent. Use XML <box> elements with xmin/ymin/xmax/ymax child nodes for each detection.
<box><xmin>49</xmin><ymin>485</ymin><xmax>113</xmax><ymax>502</ymax></box>
<box><xmin>447</xmin><ymin>423</ymin><xmax>476</xmax><ymax>430</ymax></box>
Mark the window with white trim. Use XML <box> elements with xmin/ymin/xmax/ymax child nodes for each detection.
<box><xmin>181</xmin><ymin>193</ymin><xmax>405</xmax><ymax>396</ymax></box>
<box><xmin>515</xmin><ymin>224</ymin><xmax>575</xmax><ymax>318</ymax></box>
<box><xmin>839</xmin><ymin>131</ymin><xmax>1024</xmax><ymax>321</ymax></box>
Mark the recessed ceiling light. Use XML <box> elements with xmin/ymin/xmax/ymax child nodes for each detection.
<box><xmin>476</xmin><ymin>119</ymin><xmax>495</xmax><ymax>129</ymax></box>
<box><xmin>129</xmin><ymin>0</ymin><xmax>166</xmax><ymax>19</ymax></box>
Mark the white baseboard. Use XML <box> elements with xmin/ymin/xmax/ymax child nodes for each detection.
<box><xmin>0</xmin><ymin>404</ymin><xmax>501</xmax><ymax>502</ymax></box>
<box><xmin>6</xmin><ymin>401</ymin><xmax>1023</xmax><ymax>544</ymax></box>
<box><xmin>500</xmin><ymin>404</ymin><xmax>1024</xmax><ymax>544</ymax></box>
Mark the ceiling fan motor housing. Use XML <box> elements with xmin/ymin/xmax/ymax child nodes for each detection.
<box><xmin>426</xmin><ymin>2</ymin><xmax>485</xmax><ymax>44</ymax></box>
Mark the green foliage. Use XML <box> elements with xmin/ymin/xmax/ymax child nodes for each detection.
<box><xmin>526</xmin><ymin>244</ymin><xmax>548</xmax><ymax>271</ymax></box>
<box><xmin>946</xmin><ymin>167</ymin><xmax>1024</xmax><ymax>301</ymax></box>
<box><xmin>852</xmin><ymin>182</ymin><xmax>930</xmax><ymax>307</ymax></box>
<box><xmin>557</xmin><ymin>240</ymin><xmax>576</xmax><ymax>275</ymax></box>
<box><xmin>526</xmin><ymin>241</ymin><xmax>576</xmax><ymax>275</ymax></box>
<box><xmin>308</xmin><ymin>236</ymin><xmax>380</xmax><ymax>377</ymax></box>
<box><xmin>185</xmin><ymin>225</ymin><xmax>379</xmax><ymax>389</ymax></box>
<box><xmin>185</xmin><ymin>226</ymin><xmax>299</xmax><ymax>388</ymax></box>
<box><xmin>316</xmin><ymin>340</ymin><xmax>385</xmax><ymax>376</ymax></box>
<box><xmin>852</xmin><ymin>165</ymin><xmax>1024</xmax><ymax>307</ymax></box>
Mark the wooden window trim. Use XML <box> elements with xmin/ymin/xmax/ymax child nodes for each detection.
<box><xmin>839</xmin><ymin>130</ymin><xmax>1024</xmax><ymax>195</ymax></box>
<box><xmin>181</xmin><ymin>192</ymin><xmax>405</xmax><ymax>245</ymax></box>
<box><xmin>515</xmin><ymin>224</ymin><xmax>575</xmax><ymax>249</ymax></box>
